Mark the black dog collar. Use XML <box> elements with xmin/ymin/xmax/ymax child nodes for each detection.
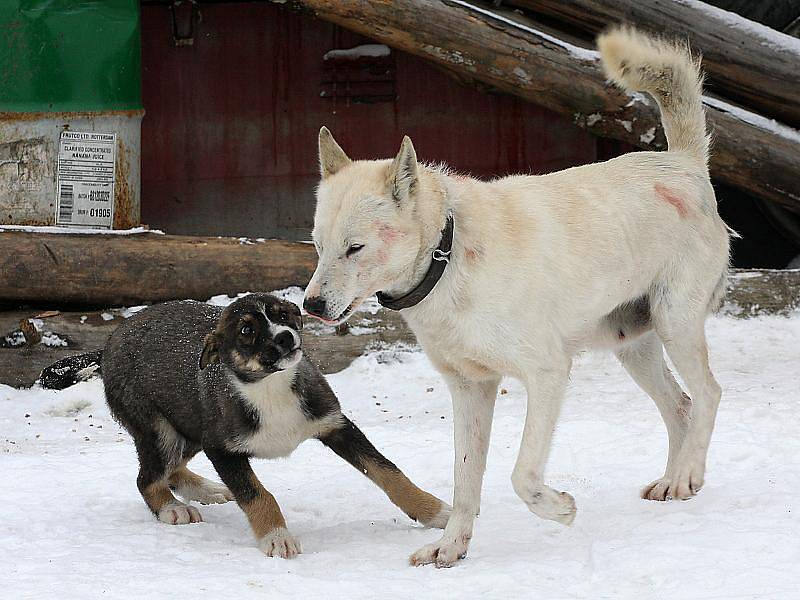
<box><xmin>376</xmin><ymin>213</ymin><xmax>454</xmax><ymax>311</ymax></box>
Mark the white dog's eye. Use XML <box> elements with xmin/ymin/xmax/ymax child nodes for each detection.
<box><xmin>346</xmin><ymin>244</ymin><xmax>364</xmax><ymax>257</ymax></box>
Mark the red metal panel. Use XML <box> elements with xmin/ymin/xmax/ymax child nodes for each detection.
<box><xmin>140</xmin><ymin>2</ymin><xmax>598</xmax><ymax>239</ymax></box>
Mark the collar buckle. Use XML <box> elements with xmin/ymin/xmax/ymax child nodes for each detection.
<box><xmin>432</xmin><ymin>249</ymin><xmax>451</xmax><ymax>263</ymax></box>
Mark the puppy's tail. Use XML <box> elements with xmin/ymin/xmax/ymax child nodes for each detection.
<box><xmin>598</xmin><ymin>26</ymin><xmax>709</xmax><ymax>168</ymax></box>
<box><xmin>39</xmin><ymin>350</ymin><xmax>103</xmax><ymax>390</ymax></box>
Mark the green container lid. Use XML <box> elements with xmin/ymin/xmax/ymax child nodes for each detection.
<box><xmin>0</xmin><ymin>0</ymin><xmax>142</xmax><ymax>112</ymax></box>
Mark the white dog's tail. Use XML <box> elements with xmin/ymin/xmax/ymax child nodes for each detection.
<box><xmin>598</xmin><ymin>27</ymin><xmax>709</xmax><ymax>167</ymax></box>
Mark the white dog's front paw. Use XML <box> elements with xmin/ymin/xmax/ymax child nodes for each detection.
<box><xmin>515</xmin><ymin>481</ymin><xmax>577</xmax><ymax>526</ymax></box>
<box><xmin>258</xmin><ymin>527</ymin><xmax>301</xmax><ymax>559</ymax></box>
<box><xmin>642</xmin><ymin>466</ymin><xmax>704</xmax><ymax>501</ymax></box>
<box><xmin>409</xmin><ymin>535</ymin><xmax>469</xmax><ymax>568</ymax></box>
<box><xmin>641</xmin><ymin>477</ymin><xmax>672</xmax><ymax>501</ymax></box>
<box><xmin>157</xmin><ymin>502</ymin><xmax>203</xmax><ymax>525</ymax></box>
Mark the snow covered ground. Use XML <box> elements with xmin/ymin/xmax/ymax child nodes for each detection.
<box><xmin>2</xmin><ymin>312</ymin><xmax>799</xmax><ymax>599</ymax></box>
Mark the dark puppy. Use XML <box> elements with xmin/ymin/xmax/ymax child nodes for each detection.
<box><xmin>101</xmin><ymin>293</ymin><xmax>449</xmax><ymax>557</ymax></box>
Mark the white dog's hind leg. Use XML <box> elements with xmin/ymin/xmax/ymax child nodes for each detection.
<box><xmin>649</xmin><ymin>275</ymin><xmax>723</xmax><ymax>501</ymax></box>
<box><xmin>410</xmin><ymin>375</ymin><xmax>499</xmax><ymax>568</ymax></box>
<box><xmin>654</xmin><ymin>319</ymin><xmax>722</xmax><ymax>500</ymax></box>
<box><xmin>615</xmin><ymin>332</ymin><xmax>691</xmax><ymax>500</ymax></box>
<box><xmin>512</xmin><ymin>357</ymin><xmax>576</xmax><ymax>525</ymax></box>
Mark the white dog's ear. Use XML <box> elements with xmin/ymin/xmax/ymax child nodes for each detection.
<box><xmin>318</xmin><ymin>126</ymin><xmax>351</xmax><ymax>178</ymax></box>
<box><xmin>388</xmin><ymin>135</ymin><xmax>418</xmax><ymax>204</ymax></box>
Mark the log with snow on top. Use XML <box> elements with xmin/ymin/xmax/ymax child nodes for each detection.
<box><xmin>506</xmin><ymin>0</ymin><xmax>800</xmax><ymax>128</ymax></box>
<box><xmin>275</xmin><ymin>0</ymin><xmax>800</xmax><ymax>213</ymax></box>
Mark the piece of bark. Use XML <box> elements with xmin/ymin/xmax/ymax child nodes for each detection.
<box><xmin>19</xmin><ymin>319</ymin><xmax>41</xmax><ymax>346</ymax></box>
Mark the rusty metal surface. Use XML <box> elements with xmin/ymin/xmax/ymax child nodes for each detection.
<box><xmin>0</xmin><ymin>135</ymin><xmax>54</xmax><ymax>223</ymax></box>
<box><xmin>0</xmin><ymin>109</ymin><xmax>143</xmax><ymax>227</ymax></box>
<box><xmin>140</xmin><ymin>2</ymin><xmax>599</xmax><ymax>239</ymax></box>
<box><xmin>0</xmin><ymin>109</ymin><xmax>145</xmax><ymax>122</ymax></box>
<box><xmin>113</xmin><ymin>136</ymin><xmax>138</xmax><ymax>229</ymax></box>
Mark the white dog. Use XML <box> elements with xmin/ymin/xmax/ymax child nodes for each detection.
<box><xmin>304</xmin><ymin>27</ymin><xmax>731</xmax><ymax>567</ymax></box>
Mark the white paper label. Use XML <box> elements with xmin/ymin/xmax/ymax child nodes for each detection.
<box><xmin>56</xmin><ymin>131</ymin><xmax>116</xmax><ymax>228</ymax></box>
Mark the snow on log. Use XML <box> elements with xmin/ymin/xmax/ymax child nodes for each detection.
<box><xmin>324</xmin><ymin>44</ymin><xmax>391</xmax><ymax>61</ymax></box>
<box><xmin>276</xmin><ymin>0</ymin><xmax>800</xmax><ymax>212</ymax></box>
<box><xmin>508</xmin><ymin>0</ymin><xmax>800</xmax><ymax>128</ymax></box>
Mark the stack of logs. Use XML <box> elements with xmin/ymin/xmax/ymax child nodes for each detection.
<box><xmin>273</xmin><ymin>0</ymin><xmax>800</xmax><ymax>212</ymax></box>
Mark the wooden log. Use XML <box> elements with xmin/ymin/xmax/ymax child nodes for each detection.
<box><xmin>0</xmin><ymin>231</ymin><xmax>317</xmax><ymax>306</ymax></box>
<box><xmin>724</xmin><ymin>269</ymin><xmax>800</xmax><ymax>317</ymax></box>
<box><xmin>275</xmin><ymin>0</ymin><xmax>800</xmax><ymax>212</ymax></box>
<box><xmin>507</xmin><ymin>0</ymin><xmax>800</xmax><ymax>128</ymax></box>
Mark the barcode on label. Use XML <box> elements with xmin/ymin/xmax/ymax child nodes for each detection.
<box><xmin>58</xmin><ymin>184</ymin><xmax>74</xmax><ymax>223</ymax></box>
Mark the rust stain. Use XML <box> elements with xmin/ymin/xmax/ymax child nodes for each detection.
<box><xmin>113</xmin><ymin>137</ymin><xmax>138</xmax><ymax>229</ymax></box>
<box><xmin>0</xmin><ymin>109</ymin><xmax>145</xmax><ymax>123</ymax></box>
<box><xmin>0</xmin><ymin>217</ymin><xmax>53</xmax><ymax>226</ymax></box>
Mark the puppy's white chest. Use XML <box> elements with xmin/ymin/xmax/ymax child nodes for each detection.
<box><xmin>229</xmin><ymin>369</ymin><xmax>324</xmax><ymax>459</ymax></box>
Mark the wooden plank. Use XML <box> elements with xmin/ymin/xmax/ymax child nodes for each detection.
<box><xmin>0</xmin><ymin>232</ymin><xmax>318</xmax><ymax>305</ymax></box>
<box><xmin>508</xmin><ymin>0</ymin><xmax>800</xmax><ymax>128</ymax></box>
<box><xmin>274</xmin><ymin>0</ymin><xmax>800</xmax><ymax>212</ymax></box>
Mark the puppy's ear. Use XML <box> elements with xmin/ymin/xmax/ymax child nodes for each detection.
<box><xmin>388</xmin><ymin>135</ymin><xmax>418</xmax><ymax>204</ymax></box>
<box><xmin>199</xmin><ymin>333</ymin><xmax>222</xmax><ymax>370</ymax></box>
<box><xmin>319</xmin><ymin>126</ymin><xmax>351</xmax><ymax>178</ymax></box>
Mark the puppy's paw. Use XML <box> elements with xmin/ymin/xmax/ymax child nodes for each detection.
<box><xmin>157</xmin><ymin>502</ymin><xmax>203</xmax><ymax>525</ymax></box>
<box><xmin>419</xmin><ymin>502</ymin><xmax>452</xmax><ymax>529</ymax></box>
<box><xmin>259</xmin><ymin>527</ymin><xmax>301</xmax><ymax>559</ymax></box>
<box><xmin>409</xmin><ymin>535</ymin><xmax>469</xmax><ymax>568</ymax></box>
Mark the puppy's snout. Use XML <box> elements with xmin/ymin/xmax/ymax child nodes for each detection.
<box><xmin>303</xmin><ymin>296</ymin><xmax>327</xmax><ymax>317</ymax></box>
<box><xmin>274</xmin><ymin>330</ymin><xmax>297</xmax><ymax>353</ymax></box>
